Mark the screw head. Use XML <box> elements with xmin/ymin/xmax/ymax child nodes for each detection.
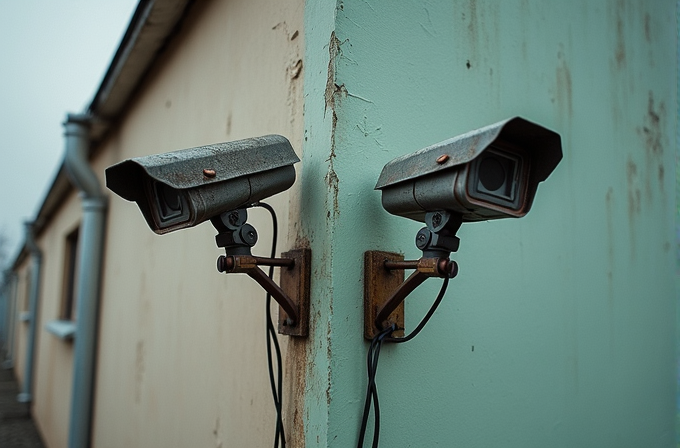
<box><xmin>436</xmin><ymin>154</ymin><xmax>449</xmax><ymax>164</ymax></box>
<box><xmin>228</xmin><ymin>212</ymin><xmax>240</xmax><ymax>226</ymax></box>
<box><xmin>431</xmin><ymin>212</ymin><xmax>442</xmax><ymax>229</ymax></box>
<box><xmin>203</xmin><ymin>168</ymin><xmax>216</xmax><ymax>178</ymax></box>
<box><xmin>415</xmin><ymin>228</ymin><xmax>432</xmax><ymax>250</ymax></box>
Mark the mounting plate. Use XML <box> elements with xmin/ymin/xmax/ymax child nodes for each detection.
<box><xmin>364</xmin><ymin>251</ymin><xmax>405</xmax><ymax>340</ymax></box>
<box><xmin>278</xmin><ymin>248</ymin><xmax>311</xmax><ymax>337</ymax></box>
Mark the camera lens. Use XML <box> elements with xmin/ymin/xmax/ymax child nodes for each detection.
<box><xmin>470</xmin><ymin>148</ymin><xmax>521</xmax><ymax>205</ymax></box>
<box><xmin>154</xmin><ymin>182</ymin><xmax>183</xmax><ymax>220</ymax></box>
<box><xmin>160</xmin><ymin>184</ymin><xmax>181</xmax><ymax>211</ymax></box>
<box><xmin>478</xmin><ymin>156</ymin><xmax>506</xmax><ymax>192</ymax></box>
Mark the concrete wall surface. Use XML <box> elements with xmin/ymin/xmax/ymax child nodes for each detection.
<box><xmin>300</xmin><ymin>1</ymin><xmax>677</xmax><ymax>447</ymax></box>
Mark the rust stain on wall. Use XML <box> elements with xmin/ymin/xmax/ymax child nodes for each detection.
<box><xmin>283</xmin><ymin>322</ymin><xmax>309</xmax><ymax>447</ymax></box>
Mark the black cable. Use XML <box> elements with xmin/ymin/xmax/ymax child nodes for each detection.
<box><xmin>357</xmin><ymin>325</ymin><xmax>394</xmax><ymax>448</ymax></box>
<box><xmin>387</xmin><ymin>276</ymin><xmax>450</xmax><ymax>344</ymax></box>
<box><xmin>357</xmin><ymin>276</ymin><xmax>452</xmax><ymax>448</ymax></box>
<box><xmin>252</xmin><ymin>202</ymin><xmax>286</xmax><ymax>448</ymax></box>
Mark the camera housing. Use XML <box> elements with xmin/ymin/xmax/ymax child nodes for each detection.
<box><xmin>375</xmin><ymin>117</ymin><xmax>562</xmax><ymax>223</ymax></box>
<box><xmin>106</xmin><ymin>135</ymin><xmax>299</xmax><ymax>234</ymax></box>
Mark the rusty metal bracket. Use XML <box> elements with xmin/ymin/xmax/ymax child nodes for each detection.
<box><xmin>278</xmin><ymin>249</ymin><xmax>311</xmax><ymax>337</ymax></box>
<box><xmin>364</xmin><ymin>251</ymin><xmax>405</xmax><ymax>340</ymax></box>
<box><xmin>217</xmin><ymin>248</ymin><xmax>311</xmax><ymax>337</ymax></box>
<box><xmin>364</xmin><ymin>251</ymin><xmax>457</xmax><ymax>340</ymax></box>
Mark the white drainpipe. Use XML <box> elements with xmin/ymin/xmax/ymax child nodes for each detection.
<box><xmin>62</xmin><ymin>113</ymin><xmax>108</xmax><ymax>448</ymax></box>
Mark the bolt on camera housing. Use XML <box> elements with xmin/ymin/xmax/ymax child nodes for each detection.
<box><xmin>375</xmin><ymin>116</ymin><xmax>563</xmax><ymax>224</ymax></box>
<box><xmin>105</xmin><ymin>134</ymin><xmax>299</xmax><ymax>234</ymax></box>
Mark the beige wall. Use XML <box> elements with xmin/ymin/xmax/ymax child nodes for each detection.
<box><xmin>31</xmin><ymin>190</ymin><xmax>82</xmax><ymax>448</ymax></box>
<box><xmin>90</xmin><ymin>1</ymin><xmax>305</xmax><ymax>447</ymax></box>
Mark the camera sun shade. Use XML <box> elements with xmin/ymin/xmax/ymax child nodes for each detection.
<box><xmin>375</xmin><ymin>117</ymin><xmax>563</xmax><ymax>223</ymax></box>
<box><xmin>106</xmin><ymin>135</ymin><xmax>299</xmax><ymax>234</ymax></box>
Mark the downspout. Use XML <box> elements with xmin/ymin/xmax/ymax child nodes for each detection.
<box><xmin>2</xmin><ymin>272</ymin><xmax>18</xmax><ymax>369</ymax></box>
<box><xmin>17</xmin><ymin>222</ymin><xmax>42</xmax><ymax>403</ymax></box>
<box><xmin>62</xmin><ymin>113</ymin><xmax>108</xmax><ymax>448</ymax></box>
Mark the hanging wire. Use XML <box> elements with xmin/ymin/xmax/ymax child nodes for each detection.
<box><xmin>357</xmin><ymin>325</ymin><xmax>395</xmax><ymax>448</ymax></box>
<box><xmin>357</xmin><ymin>275</ymin><xmax>451</xmax><ymax>448</ymax></box>
<box><xmin>252</xmin><ymin>202</ymin><xmax>286</xmax><ymax>448</ymax></box>
<box><xmin>387</xmin><ymin>276</ymin><xmax>450</xmax><ymax>344</ymax></box>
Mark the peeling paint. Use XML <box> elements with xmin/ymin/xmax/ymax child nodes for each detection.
<box><xmin>324</xmin><ymin>32</ymin><xmax>342</xmax><ymax>115</ymax></box>
<box><xmin>324</xmin><ymin>32</ymin><xmax>342</xmax><ymax>220</ymax></box>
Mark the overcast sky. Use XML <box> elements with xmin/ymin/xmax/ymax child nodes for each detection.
<box><xmin>0</xmin><ymin>0</ymin><xmax>138</xmax><ymax>261</ymax></box>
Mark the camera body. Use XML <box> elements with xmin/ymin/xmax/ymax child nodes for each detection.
<box><xmin>106</xmin><ymin>135</ymin><xmax>299</xmax><ymax>234</ymax></box>
<box><xmin>375</xmin><ymin>117</ymin><xmax>562</xmax><ymax>223</ymax></box>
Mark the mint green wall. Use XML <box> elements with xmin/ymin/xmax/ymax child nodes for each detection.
<box><xmin>301</xmin><ymin>1</ymin><xmax>676</xmax><ymax>447</ymax></box>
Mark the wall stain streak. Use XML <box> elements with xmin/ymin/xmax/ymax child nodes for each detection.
<box><xmin>212</xmin><ymin>416</ymin><xmax>223</xmax><ymax>448</ymax></box>
<box><xmin>605</xmin><ymin>187</ymin><xmax>615</xmax><ymax>306</ymax></box>
<box><xmin>626</xmin><ymin>156</ymin><xmax>640</xmax><ymax>259</ymax></box>
<box><xmin>285</xmin><ymin>337</ymin><xmax>307</xmax><ymax>448</ymax></box>
<box><xmin>134</xmin><ymin>340</ymin><xmax>145</xmax><ymax>404</ymax></box>
<box><xmin>643</xmin><ymin>12</ymin><xmax>651</xmax><ymax>43</ymax></box>
<box><xmin>626</xmin><ymin>158</ymin><xmax>641</xmax><ymax>218</ymax></box>
<box><xmin>614</xmin><ymin>0</ymin><xmax>626</xmax><ymax>69</ymax></box>
<box><xmin>555</xmin><ymin>46</ymin><xmax>573</xmax><ymax>119</ymax></box>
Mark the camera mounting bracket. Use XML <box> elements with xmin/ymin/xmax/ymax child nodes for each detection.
<box><xmin>213</xmin><ymin>209</ymin><xmax>310</xmax><ymax>337</ymax></box>
<box><xmin>364</xmin><ymin>211</ymin><xmax>460</xmax><ymax>340</ymax></box>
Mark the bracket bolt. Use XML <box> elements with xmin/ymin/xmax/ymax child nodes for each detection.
<box><xmin>216</xmin><ymin>255</ymin><xmax>234</xmax><ymax>273</ymax></box>
<box><xmin>228</xmin><ymin>212</ymin><xmax>240</xmax><ymax>226</ymax></box>
<box><xmin>431</xmin><ymin>212</ymin><xmax>442</xmax><ymax>229</ymax></box>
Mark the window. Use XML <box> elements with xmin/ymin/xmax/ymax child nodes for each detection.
<box><xmin>61</xmin><ymin>227</ymin><xmax>80</xmax><ymax>321</ymax></box>
<box><xmin>19</xmin><ymin>267</ymin><xmax>32</xmax><ymax>322</ymax></box>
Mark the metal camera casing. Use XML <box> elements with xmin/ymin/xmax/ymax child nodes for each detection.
<box><xmin>375</xmin><ymin>117</ymin><xmax>562</xmax><ymax>223</ymax></box>
<box><xmin>105</xmin><ymin>135</ymin><xmax>299</xmax><ymax>234</ymax></box>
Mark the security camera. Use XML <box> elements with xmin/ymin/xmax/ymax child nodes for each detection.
<box><xmin>375</xmin><ymin>117</ymin><xmax>562</xmax><ymax>224</ymax></box>
<box><xmin>105</xmin><ymin>135</ymin><xmax>299</xmax><ymax>234</ymax></box>
<box><xmin>364</xmin><ymin>118</ymin><xmax>562</xmax><ymax>341</ymax></box>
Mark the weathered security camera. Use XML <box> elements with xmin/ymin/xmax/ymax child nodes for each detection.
<box><xmin>105</xmin><ymin>135</ymin><xmax>299</xmax><ymax>234</ymax></box>
<box><xmin>106</xmin><ymin>135</ymin><xmax>310</xmax><ymax>337</ymax></box>
<box><xmin>364</xmin><ymin>117</ymin><xmax>562</xmax><ymax>339</ymax></box>
<box><xmin>375</xmin><ymin>117</ymin><xmax>562</xmax><ymax>224</ymax></box>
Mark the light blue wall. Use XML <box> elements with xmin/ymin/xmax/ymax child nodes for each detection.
<box><xmin>301</xmin><ymin>1</ymin><xmax>676</xmax><ymax>447</ymax></box>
